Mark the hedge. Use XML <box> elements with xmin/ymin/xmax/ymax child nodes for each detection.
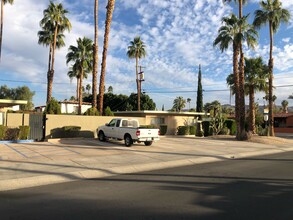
<box><xmin>159</xmin><ymin>124</ymin><xmax>168</xmax><ymax>135</ymax></box>
<box><xmin>19</xmin><ymin>126</ymin><xmax>30</xmax><ymax>140</ymax></box>
<box><xmin>62</xmin><ymin>126</ymin><xmax>81</xmax><ymax>138</ymax></box>
<box><xmin>202</xmin><ymin>121</ymin><xmax>211</xmax><ymax>137</ymax></box>
<box><xmin>0</xmin><ymin>125</ymin><xmax>7</xmax><ymax>140</ymax></box>
<box><xmin>189</xmin><ymin>126</ymin><xmax>196</xmax><ymax>135</ymax></box>
<box><xmin>224</xmin><ymin>119</ymin><xmax>236</xmax><ymax>135</ymax></box>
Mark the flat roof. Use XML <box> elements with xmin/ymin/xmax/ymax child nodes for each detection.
<box><xmin>114</xmin><ymin>110</ymin><xmax>209</xmax><ymax>117</ymax></box>
<box><xmin>0</xmin><ymin>99</ymin><xmax>28</xmax><ymax>108</ymax></box>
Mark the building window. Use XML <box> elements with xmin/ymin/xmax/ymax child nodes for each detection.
<box><xmin>150</xmin><ymin>117</ymin><xmax>165</xmax><ymax>125</ymax></box>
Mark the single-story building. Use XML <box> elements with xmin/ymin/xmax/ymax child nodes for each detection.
<box><xmin>274</xmin><ymin>113</ymin><xmax>293</xmax><ymax>133</ymax></box>
<box><xmin>0</xmin><ymin>99</ymin><xmax>28</xmax><ymax>125</ymax></box>
<box><xmin>35</xmin><ymin>101</ymin><xmax>92</xmax><ymax>114</ymax></box>
<box><xmin>114</xmin><ymin>110</ymin><xmax>209</xmax><ymax>135</ymax></box>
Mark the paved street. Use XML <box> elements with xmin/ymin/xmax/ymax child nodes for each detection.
<box><xmin>0</xmin><ymin>151</ymin><xmax>292</xmax><ymax>220</ymax></box>
<box><xmin>0</xmin><ymin>136</ymin><xmax>293</xmax><ymax>191</ymax></box>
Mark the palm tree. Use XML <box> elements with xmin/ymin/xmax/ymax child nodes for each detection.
<box><xmin>66</xmin><ymin>37</ymin><xmax>93</xmax><ymax>115</ymax></box>
<box><xmin>227</xmin><ymin>57</ymin><xmax>268</xmax><ymax>134</ymax></box>
<box><xmin>214</xmin><ymin>14</ymin><xmax>257</xmax><ymax>139</ymax></box>
<box><xmin>187</xmin><ymin>98</ymin><xmax>191</xmax><ymax>110</ymax></box>
<box><xmin>289</xmin><ymin>94</ymin><xmax>293</xmax><ymax>99</ymax></box>
<box><xmin>253</xmin><ymin>0</ymin><xmax>291</xmax><ymax>136</ymax></box>
<box><xmin>38</xmin><ymin>22</ymin><xmax>65</xmax><ymax>100</ymax></box>
<box><xmin>86</xmin><ymin>84</ymin><xmax>91</xmax><ymax>95</ymax></box>
<box><xmin>281</xmin><ymin>100</ymin><xmax>288</xmax><ymax>113</ymax></box>
<box><xmin>40</xmin><ymin>1</ymin><xmax>71</xmax><ymax>103</ymax></box>
<box><xmin>244</xmin><ymin>57</ymin><xmax>268</xmax><ymax>133</ymax></box>
<box><xmin>127</xmin><ymin>36</ymin><xmax>146</xmax><ymax>111</ymax></box>
<box><xmin>92</xmin><ymin>0</ymin><xmax>99</xmax><ymax>109</ymax></box>
<box><xmin>99</xmin><ymin>0</ymin><xmax>115</xmax><ymax>115</ymax></box>
<box><xmin>0</xmin><ymin>0</ymin><xmax>13</xmax><ymax>61</ymax></box>
<box><xmin>173</xmin><ymin>96</ymin><xmax>186</xmax><ymax>112</ymax></box>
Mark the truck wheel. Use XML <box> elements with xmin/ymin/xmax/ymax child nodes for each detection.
<box><xmin>98</xmin><ymin>131</ymin><xmax>106</xmax><ymax>142</ymax></box>
<box><xmin>144</xmin><ymin>141</ymin><xmax>153</xmax><ymax>146</ymax></box>
<box><xmin>124</xmin><ymin>135</ymin><xmax>133</xmax><ymax>147</ymax></box>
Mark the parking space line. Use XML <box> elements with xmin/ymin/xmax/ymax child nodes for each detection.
<box><xmin>3</xmin><ymin>144</ymin><xmax>28</xmax><ymax>158</ymax></box>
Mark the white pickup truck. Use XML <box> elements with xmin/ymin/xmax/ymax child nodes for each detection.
<box><xmin>97</xmin><ymin>118</ymin><xmax>160</xmax><ymax>147</ymax></box>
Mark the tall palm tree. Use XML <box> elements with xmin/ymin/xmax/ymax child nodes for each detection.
<box><xmin>214</xmin><ymin>14</ymin><xmax>257</xmax><ymax>139</ymax></box>
<box><xmin>227</xmin><ymin>57</ymin><xmax>268</xmax><ymax>134</ymax></box>
<box><xmin>281</xmin><ymin>100</ymin><xmax>288</xmax><ymax>113</ymax></box>
<box><xmin>40</xmin><ymin>1</ymin><xmax>71</xmax><ymax>103</ymax></box>
<box><xmin>253</xmin><ymin>0</ymin><xmax>291</xmax><ymax>136</ymax></box>
<box><xmin>92</xmin><ymin>0</ymin><xmax>99</xmax><ymax>109</ymax></box>
<box><xmin>0</xmin><ymin>0</ymin><xmax>14</xmax><ymax>61</ymax></box>
<box><xmin>187</xmin><ymin>98</ymin><xmax>191</xmax><ymax>110</ymax></box>
<box><xmin>99</xmin><ymin>0</ymin><xmax>115</xmax><ymax>115</ymax></box>
<box><xmin>66</xmin><ymin>37</ymin><xmax>93</xmax><ymax>115</ymax></box>
<box><xmin>127</xmin><ymin>36</ymin><xmax>146</xmax><ymax>111</ymax></box>
<box><xmin>38</xmin><ymin>22</ymin><xmax>65</xmax><ymax>99</ymax></box>
<box><xmin>173</xmin><ymin>96</ymin><xmax>186</xmax><ymax>112</ymax></box>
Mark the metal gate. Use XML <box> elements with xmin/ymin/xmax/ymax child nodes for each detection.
<box><xmin>29</xmin><ymin>113</ymin><xmax>44</xmax><ymax>141</ymax></box>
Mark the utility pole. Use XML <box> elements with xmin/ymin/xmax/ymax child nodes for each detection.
<box><xmin>138</xmin><ymin>66</ymin><xmax>145</xmax><ymax>111</ymax></box>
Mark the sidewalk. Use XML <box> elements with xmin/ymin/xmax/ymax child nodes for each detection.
<box><xmin>0</xmin><ymin>136</ymin><xmax>293</xmax><ymax>191</ymax></box>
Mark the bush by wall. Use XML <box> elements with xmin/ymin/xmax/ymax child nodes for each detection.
<box><xmin>189</xmin><ymin>126</ymin><xmax>196</xmax><ymax>135</ymax></box>
<box><xmin>84</xmin><ymin>107</ymin><xmax>99</xmax><ymax>116</ymax></box>
<box><xmin>62</xmin><ymin>126</ymin><xmax>81</xmax><ymax>138</ymax></box>
<box><xmin>0</xmin><ymin>125</ymin><xmax>7</xmax><ymax>140</ymax></box>
<box><xmin>159</xmin><ymin>124</ymin><xmax>168</xmax><ymax>135</ymax></box>
<box><xmin>19</xmin><ymin>126</ymin><xmax>30</xmax><ymax>140</ymax></box>
<box><xmin>177</xmin><ymin>126</ymin><xmax>189</xmax><ymax>135</ymax></box>
<box><xmin>45</xmin><ymin>98</ymin><xmax>61</xmax><ymax>114</ymax></box>
<box><xmin>104</xmin><ymin>106</ymin><xmax>114</xmax><ymax>116</ymax></box>
<box><xmin>5</xmin><ymin>128</ymin><xmax>20</xmax><ymax>140</ymax></box>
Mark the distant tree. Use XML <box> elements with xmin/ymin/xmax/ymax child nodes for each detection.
<box><xmin>196</xmin><ymin>64</ymin><xmax>203</xmax><ymax>117</ymax></box>
<box><xmin>107</xmin><ymin>86</ymin><xmax>113</xmax><ymax>93</ymax></box>
<box><xmin>69</xmin><ymin>96</ymin><xmax>76</xmax><ymax>101</ymax></box>
<box><xmin>104</xmin><ymin>106</ymin><xmax>114</xmax><ymax>116</ymax></box>
<box><xmin>281</xmin><ymin>100</ymin><xmax>288</xmax><ymax>113</ymax></box>
<box><xmin>0</xmin><ymin>85</ymin><xmax>35</xmax><ymax>110</ymax></box>
<box><xmin>128</xmin><ymin>93</ymin><xmax>156</xmax><ymax>111</ymax></box>
<box><xmin>173</xmin><ymin>96</ymin><xmax>186</xmax><ymax>112</ymax></box>
<box><xmin>86</xmin><ymin>84</ymin><xmax>91</xmax><ymax>94</ymax></box>
<box><xmin>162</xmin><ymin>104</ymin><xmax>165</xmax><ymax>111</ymax></box>
<box><xmin>204</xmin><ymin>101</ymin><xmax>221</xmax><ymax>117</ymax></box>
<box><xmin>187</xmin><ymin>98</ymin><xmax>191</xmax><ymax>110</ymax></box>
<box><xmin>288</xmin><ymin>94</ymin><xmax>293</xmax><ymax>99</ymax></box>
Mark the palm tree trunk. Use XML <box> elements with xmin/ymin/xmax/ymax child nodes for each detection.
<box><xmin>0</xmin><ymin>0</ymin><xmax>4</xmax><ymax>61</ymax></box>
<box><xmin>76</xmin><ymin>77</ymin><xmax>80</xmax><ymax>101</ymax></box>
<box><xmin>268</xmin><ymin>21</ymin><xmax>274</xmax><ymax>136</ymax></box>
<box><xmin>78</xmin><ymin>71</ymin><xmax>83</xmax><ymax>115</ymax></box>
<box><xmin>233</xmin><ymin>42</ymin><xmax>240</xmax><ymax>139</ymax></box>
<box><xmin>92</xmin><ymin>0</ymin><xmax>98</xmax><ymax>109</ymax></box>
<box><xmin>99</xmin><ymin>0</ymin><xmax>115</xmax><ymax>115</ymax></box>
<box><xmin>239</xmin><ymin>51</ymin><xmax>246</xmax><ymax>139</ymax></box>
<box><xmin>47</xmin><ymin>25</ymin><xmax>59</xmax><ymax>103</ymax></box>
<box><xmin>249</xmin><ymin>86</ymin><xmax>256</xmax><ymax>134</ymax></box>
<box><xmin>46</xmin><ymin>44</ymin><xmax>52</xmax><ymax>103</ymax></box>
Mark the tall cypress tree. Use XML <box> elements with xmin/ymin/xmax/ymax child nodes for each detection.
<box><xmin>196</xmin><ymin>64</ymin><xmax>203</xmax><ymax>118</ymax></box>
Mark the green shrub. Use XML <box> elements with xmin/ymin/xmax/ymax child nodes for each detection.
<box><xmin>202</xmin><ymin>121</ymin><xmax>210</xmax><ymax>137</ymax></box>
<box><xmin>0</xmin><ymin>125</ymin><xmax>7</xmax><ymax>140</ymax></box>
<box><xmin>258</xmin><ymin>126</ymin><xmax>268</xmax><ymax>136</ymax></box>
<box><xmin>104</xmin><ymin>106</ymin><xmax>114</xmax><ymax>116</ymax></box>
<box><xmin>177</xmin><ymin>126</ymin><xmax>189</xmax><ymax>135</ymax></box>
<box><xmin>219</xmin><ymin>127</ymin><xmax>230</xmax><ymax>135</ymax></box>
<box><xmin>84</xmin><ymin>107</ymin><xmax>99</xmax><ymax>116</ymax></box>
<box><xmin>62</xmin><ymin>126</ymin><xmax>81</xmax><ymax>138</ymax></box>
<box><xmin>224</xmin><ymin>119</ymin><xmax>236</xmax><ymax>135</ymax></box>
<box><xmin>5</xmin><ymin>128</ymin><xmax>20</xmax><ymax>140</ymax></box>
<box><xmin>159</xmin><ymin>124</ymin><xmax>168</xmax><ymax>135</ymax></box>
<box><xmin>19</xmin><ymin>126</ymin><xmax>30</xmax><ymax>140</ymax></box>
<box><xmin>189</xmin><ymin>126</ymin><xmax>196</xmax><ymax>135</ymax></box>
<box><xmin>45</xmin><ymin>97</ymin><xmax>61</xmax><ymax>114</ymax></box>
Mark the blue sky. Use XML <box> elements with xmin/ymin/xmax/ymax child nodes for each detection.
<box><xmin>1</xmin><ymin>0</ymin><xmax>293</xmax><ymax>110</ymax></box>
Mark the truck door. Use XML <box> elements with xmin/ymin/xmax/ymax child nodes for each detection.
<box><xmin>104</xmin><ymin>119</ymin><xmax>116</xmax><ymax>137</ymax></box>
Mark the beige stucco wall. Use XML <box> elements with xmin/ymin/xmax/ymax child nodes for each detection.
<box><xmin>145</xmin><ymin>115</ymin><xmax>196</xmax><ymax>135</ymax></box>
<box><xmin>45</xmin><ymin>115</ymin><xmax>146</xmax><ymax>138</ymax></box>
<box><xmin>6</xmin><ymin>113</ymin><xmax>29</xmax><ymax>127</ymax></box>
